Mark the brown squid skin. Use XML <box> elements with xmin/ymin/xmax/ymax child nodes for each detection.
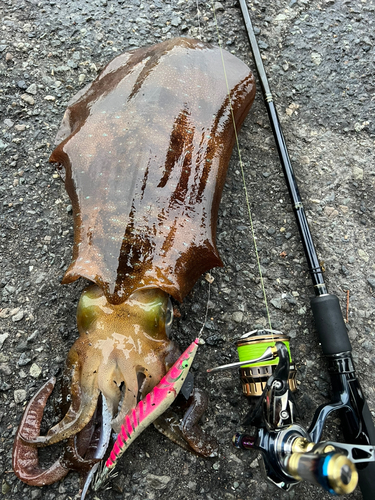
<box><xmin>13</xmin><ymin>37</ymin><xmax>256</xmax><ymax>489</ymax></box>
<box><xmin>50</xmin><ymin>37</ymin><xmax>255</xmax><ymax>304</ymax></box>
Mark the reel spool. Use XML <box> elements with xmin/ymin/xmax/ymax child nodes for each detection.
<box><xmin>236</xmin><ymin>329</ymin><xmax>297</xmax><ymax>396</ymax></box>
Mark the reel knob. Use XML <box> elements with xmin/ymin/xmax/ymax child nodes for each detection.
<box><xmin>286</xmin><ymin>451</ymin><xmax>358</xmax><ymax>495</ymax></box>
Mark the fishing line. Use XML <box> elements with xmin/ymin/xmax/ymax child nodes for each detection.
<box><xmin>198</xmin><ymin>281</ymin><xmax>211</xmax><ymax>338</ymax></box>
<box><xmin>195</xmin><ymin>0</ymin><xmax>202</xmax><ymax>40</ymax></box>
<box><xmin>210</xmin><ymin>1</ymin><xmax>272</xmax><ymax>332</ymax></box>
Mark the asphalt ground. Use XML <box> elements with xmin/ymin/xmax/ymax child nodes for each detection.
<box><xmin>0</xmin><ymin>1</ymin><xmax>374</xmax><ymax>499</ymax></box>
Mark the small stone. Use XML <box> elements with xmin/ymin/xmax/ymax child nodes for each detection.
<box><xmin>324</xmin><ymin>206</ymin><xmax>337</xmax><ymax>217</ymax></box>
<box><xmin>5</xmin><ymin>52</ymin><xmax>13</xmax><ymax>62</ymax></box>
<box><xmin>367</xmin><ymin>278</ymin><xmax>375</xmax><ymax>290</ymax></box>
<box><xmin>339</xmin><ymin>205</ymin><xmax>349</xmax><ymax>214</ymax></box>
<box><xmin>205</xmin><ymin>335</ymin><xmax>224</xmax><ymax>346</ymax></box>
<box><xmin>187</xmin><ymin>481</ymin><xmax>197</xmax><ymax>490</ymax></box>
<box><xmin>274</xmin><ymin>13</ymin><xmax>287</xmax><ymax>21</ymax></box>
<box><xmin>349</xmin><ymin>328</ymin><xmax>358</xmax><ymax>341</ymax></box>
<box><xmin>170</xmin><ymin>16</ymin><xmax>181</xmax><ymax>27</ymax></box>
<box><xmin>12</xmin><ymin>309</ymin><xmax>24</xmax><ymax>322</ymax></box>
<box><xmin>27</xmin><ymin>330</ymin><xmax>38</xmax><ymax>342</ymax></box>
<box><xmin>0</xmin><ymin>45</ymin><xmax>7</xmax><ymax>52</ymax></box>
<box><xmin>0</xmin><ymin>363</ymin><xmax>12</xmax><ymax>375</ymax></box>
<box><xmin>0</xmin><ymin>380</ymin><xmax>11</xmax><ymax>391</ymax></box>
<box><xmin>35</xmin><ymin>273</ymin><xmax>45</xmax><ymax>284</ymax></box>
<box><xmin>0</xmin><ymin>139</ymin><xmax>8</xmax><ymax>150</ymax></box>
<box><xmin>352</xmin><ymin>166</ymin><xmax>363</xmax><ymax>180</ymax></box>
<box><xmin>78</xmin><ymin>73</ymin><xmax>86</xmax><ymax>83</ymax></box>
<box><xmin>232</xmin><ymin>311</ymin><xmax>243</xmax><ymax>323</ymax></box>
<box><xmin>311</xmin><ymin>52</ymin><xmax>322</xmax><ymax>65</ymax></box>
<box><xmin>2</xmin><ymin>480</ymin><xmax>11</xmax><ymax>494</ymax></box>
<box><xmin>4</xmin><ymin>118</ymin><xmax>14</xmax><ymax>128</ymax></box>
<box><xmin>14</xmin><ymin>388</ymin><xmax>27</xmax><ymax>403</ymax></box>
<box><xmin>16</xmin><ymin>341</ymin><xmax>29</xmax><ymax>352</ymax></box>
<box><xmin>270</xmin><ymin>298</ymin><xmax>282</xmax><ymax>309</ymax></box>
<box><xmin>205</xmin><ymin>273</ymin><xmax>214</xmax><ymax>284</ymax></box>
<box><xmin>30</xmin><ymin>363</ymin><xmax>42</xmax><ymax>378</ymax></box>
<box><xmin>44</xmin><ymin>95</ymin><xmax>56</xmax><ymax>101</ymax></box>
<box><xmin>145</xmin><ymin>474</ymin><xmax>171</xmax><ymax>490</ymax></box>
<box><xmin>14</xmin><ymin>124</ymin><xmax>26</xmax><ymax>131</ymax></box>
<box><xmin>21</xmin><ymin>94</ymin><xmax>35</xmax><ymax>105</ymax></box>
<box><xmin>0</xmin><ymin>309</ymin><xmax>10</xmax><ymax>319</ymax></box>
<box><xmin>26</xmin><ymin>83</ymin><xmax>37</xmax><ymax>95</ymax></box>
<box><xmin>214</xmin><ymin>2</ymin><xmax>224</xmax><ymax>11</ymax></box>
<box><xmin>362</xmin><ymin>340</ymin><xmax>373</xmax><ymax>352</ymax></box>
<box><xmin>0</xmin><ymin>333</ymin><xmax>9</xmax><ymax>349</ymax></box>
<box><xmin>17</xmin><ymin>80</ymin><xmax>27</xmax><ymax>89</ymax></box>
<box><xmin>358</xmin><ymin>249</ymin><xmax>369</xmax><ymax>262</ymax></box>
<box><xmin>213</xmin><ymin>462</ymin><xmax>220</xmax><ymax>470</ymax></box>
<box><xmin>18</xmin><ymin>352</ymin><xmax>32</xmax><ymax>366</ymax></box>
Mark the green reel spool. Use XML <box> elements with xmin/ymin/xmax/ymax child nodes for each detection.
<box><xmin>236</xmin><ymin>330</ymin><xmax>297</xmax><ymax>396</ymax></box>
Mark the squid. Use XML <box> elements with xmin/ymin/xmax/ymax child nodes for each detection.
<box><xmin>12</xmin><ymin>37</ymin><xmax>255</xmax><ymax>495</ymax></box>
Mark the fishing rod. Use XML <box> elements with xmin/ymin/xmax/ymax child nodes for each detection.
<box><xmin>210</xmin><ymin>1</ymin><xmax>375</xmax><ymax>498</ymax></box>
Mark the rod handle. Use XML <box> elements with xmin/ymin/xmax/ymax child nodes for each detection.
<box><xmin>310</xmin><ymin>294</ymin><xmax>351</xmax><ymax>355</ymax></box>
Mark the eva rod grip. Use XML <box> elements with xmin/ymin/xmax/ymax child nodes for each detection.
<box><xmin>310</xmin><ymin>294</ymin><xmax>351</xmax><ymax>355</ymax></box>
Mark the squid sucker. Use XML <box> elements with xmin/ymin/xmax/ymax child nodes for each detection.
<box><xmin>12</xmin><ymin>37</ymin><xmax>255</xmax><ymax>495</ymax></box>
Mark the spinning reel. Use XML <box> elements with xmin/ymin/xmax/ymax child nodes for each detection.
<box><xmin>208</xmin><ymin>330</ymin><xmax>375</xmax><ymax>495</ymax></box>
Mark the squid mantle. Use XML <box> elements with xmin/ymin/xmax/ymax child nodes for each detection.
<box><xmin>50</xmin><ymin>37</ymin><xmax>255</xmax><ymax>304</ymax></box>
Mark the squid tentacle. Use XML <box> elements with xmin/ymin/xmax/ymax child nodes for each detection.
<box><xmin>63</xmin><ymin>436</ymin><xmax>100</xmax><ymax>473</ymax></box>
<box><xmin>21</xmin><ymin>362</ymin><xmax>100</xmax><ymax>447</ymax></box>
<box><xmin>180</xmin><ymin>387</ymin><xmax>219</xmax><ymax>458</ymax></box>
<box><xmin>12</xmin><ymin>377</ymin><xmax>70</xmax><ymax>486</ymax></box>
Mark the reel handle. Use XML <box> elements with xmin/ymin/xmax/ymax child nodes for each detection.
<box><xmin>287</xmin><ymin>451</ymin><xmax>358</xmax><ymax>495</ymax></box>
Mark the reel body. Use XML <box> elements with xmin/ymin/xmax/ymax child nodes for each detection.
<box><xmin>211</xmin><ymin>330</ymin><xmax>375</xmax><ymax>495</ymax></box>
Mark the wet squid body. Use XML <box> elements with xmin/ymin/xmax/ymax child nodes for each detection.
<box><xmin>12</xmin><ymin>38</ymin><xmax>255</xmax><ymax>492</ymax></box>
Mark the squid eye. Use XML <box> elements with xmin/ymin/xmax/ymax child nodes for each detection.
<box><xmin>165</xmin><ymin>298</ymin><xmax>174</xmax><ymax>338</ymax></box>
<box><xmin>129</xmin><ymin>289</ymin><xmax>174</xmax><ymax>340</ymax></box>
<box><xmin>76</xmin><ymin>285</ymin><xmax>109</xmax><ymax>333</ymax></box>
